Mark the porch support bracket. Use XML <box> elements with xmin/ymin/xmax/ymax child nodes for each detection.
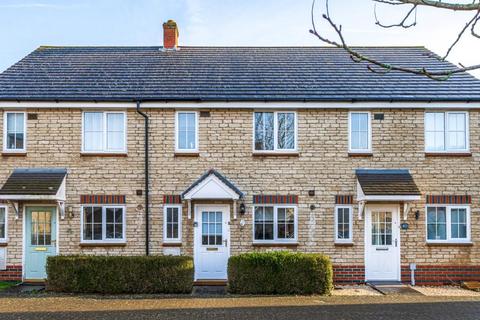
<box><xmin>358</xmin><ymin>200</ymin><xmax>365</xmax><ymax>220</ymax></box>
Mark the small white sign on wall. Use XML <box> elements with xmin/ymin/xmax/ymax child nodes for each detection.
<box><xmin>0</xmin><ymin>248</ymin><xmax>6</xmax><ymax>271</ymax></box>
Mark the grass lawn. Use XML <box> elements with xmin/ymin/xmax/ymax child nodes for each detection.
<box><xmin>0</xmin><ymin>281</ymin><xmax>17</xmax><ymax>291</ymax></box>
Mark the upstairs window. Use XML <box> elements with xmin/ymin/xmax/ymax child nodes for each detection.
<box><xmin>425</xmin><ymin>112</ymin><xmax>468</xmax><ymax>152</ymax></box>
<box><xmin>164</xmin><ymin>205</ymin><xmax>182</xmax><ymax>242</ymax></box>
<box><xmin>254</xmin><ymin>111</ymin><xmax>297</xmax><ymax>152</ymax></box>
<box><xmin>349</xmin><ymin>112</ymin><xmax>371</xmax><ymax>153</ymax></box>
<box><xmin>82</xmin><ymin>112</ymin><xmax>126</xmax><ymax>153</ymax></box>
<box><xmin>82</xmin><ymin>206</ymin><xmax>125</xmax><ymax>243</ymax></box>
<box><xmin>3</xmin><ymin>112</ymin><xmax>26</xmax><ymax>152</ymax></box>
<box><xmin>175</xmin><ymin>111</ymin><xmax>198</xmax><ymax>152</ymax></box>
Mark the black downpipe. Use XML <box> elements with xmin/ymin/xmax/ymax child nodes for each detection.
<box><xmin>136</xmin><ymin>101</ymin><xmax>150</xmax><ymax>256</ymax></box>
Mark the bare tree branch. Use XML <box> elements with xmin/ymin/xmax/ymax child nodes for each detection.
<box><xmin>374</xmin><ymin>0</ymin><xmax>480</xmax><ymax>11</ymax></box>
<box><xmin>374</xmin><ymin>3</ymin><xmax>417</xmax><ymax>28</ymax></box>
<box><xmin>309</xmin><ymin>0</ymin><xmax>480</xmax><ymax>81</ymax></box>
<box><xmin>442</xmin><ymin>9</ymin><xmax>480</xmax><ymax>60</ymax></box>
<box><xmin>472</xmin><ymin>14</ymin><xmax>480</xmax><ymax>37</ymax></box>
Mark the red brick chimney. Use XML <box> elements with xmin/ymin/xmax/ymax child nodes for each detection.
<box><xmin>163</xmin><ymin>20</ymin><xmax>179</xmax><ymax>50</ymax></box>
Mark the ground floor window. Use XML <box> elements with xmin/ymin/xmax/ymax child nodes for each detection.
<box><xmin>253</xmin><ymin>205</ymin><xmax>297</xmax><ymax>243</ymax></box>
<box><xmin>335</xmin><ymin>206</ymin><xmax>352</xmax><ymax>243</ymax></box>
<box><xmin>426</xmin><ymin>205</ymin><xmax>470</xmax><ymax>243</ymax></box>
<box><xmin>81</xmin><ymin>206</ymin><xmax>125</xmax><ymax>242</ymax></box>
<box><xmin>0</xmin><ymin>206</ymin><xmax>6</xmax><ymax>241</ymax></box>
<box><xmin>164</xmin><ymin>205</ymin><xmax>182</xmax><ymax>243</ymax></box>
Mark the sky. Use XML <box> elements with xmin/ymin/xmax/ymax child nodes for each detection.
<box><xmin>0</xmin><ymin>0</ymin><xmax>479</xmax><ymax>78</ymax></box>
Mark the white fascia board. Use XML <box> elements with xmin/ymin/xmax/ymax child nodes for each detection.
<box><xmin>183</xmin><ymin>174</ymin><xmax>240</xmax><ymax>200</ymax></box>
<box><xmin>0</xmin><ymin>194</ymin><xmax>59</xmax><ymax>200</ymax></box>
<box><xmin>359</xmin><ymin>195</ymin><xmax>421</xmax><ymax>201</ymax></box>
<box><xmin>55</xmin><ymin>177</ymin><xmax>67</xmax><ymax>201</ymax></box>
<box><xmin>0</xmin><ymin>101</ymin><xmax>479</xmax><ymax>110</ymax></box>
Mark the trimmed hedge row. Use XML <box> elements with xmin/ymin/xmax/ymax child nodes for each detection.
<box><xmin>228</xmin><ymin>251</ymin><xmax>333</xmax><ymax>295</ymax></box>
<box><xmin>46</xmin><ymin>255</ymin><xmax>194</xmax><ymax>294</ymax></box>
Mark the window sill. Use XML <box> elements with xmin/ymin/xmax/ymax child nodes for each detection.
<box><xmin>2</xmin><ymin>152</ymin><xmax>27</xmax><ymax>156</ymax></box>
<box><xmin>162</xmin><ymin>242</ymin><xmax>182</xmax><ymax>247</ymax></box>
<box><xmin>426</xmin><ymin>242</ymin><xmax>473</xmax><ymax>247</ymax></box>
<box><xmin>252</xmin><ymin>152</ymin><xmax>299</xmax><ymax>157</ymax></box>
<box><xmin>334</xmin><ymin>242</ymin><xmax>354</xmax><ymax>247</ymax></box>
<box><xmin>425</xmin><ymin>152</ymin><xmax>472</xmax><ymax>157</ymax></box>
<box><xmin>348</xmin><ymin>152</ymin><xmax>373</xmax><ymax>157</ymax></box>
<box><xmin>252</xmin><ymin>242</ymin><xmax>298</xmax><ymax>247</ymax></box>
<box><xmin>80</xmin><ymin>152</ymin><xmax>128</xmax><ymax>157</ymax></box>
<box><xmin>79</xmin><ymin>242</ymin><xmax>127</xmax><ymax>247</ymax></box>
<box><xmin>174</xmin><ymin>152</ymin><xmax>200</xmax><ymax>157</ymax></box>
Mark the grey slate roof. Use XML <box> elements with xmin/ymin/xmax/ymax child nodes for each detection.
<box><xmin>0</xmin><ymin>168</ymin><xmax>67</xmax><ymax>195</ymax></box>
<box><xmin>182</xmin><ymin>169</ymin><xmax>244</xmax><ymax>199</ymax></box>
<box><xmin>356</xmin><ymin>169</ymin><xmax>420</xmax><ymax>196</ymax></box>
<box><xmin>0</xmin><ymin>46</ymin><xmax>479</xmax><ymax>102</ymax></box>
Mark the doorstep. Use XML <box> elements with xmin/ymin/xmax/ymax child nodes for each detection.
<box><xmin>367</xmin><ymin>281</ymin><xmax>423</xmax><ymax>296</ymax></box>
<box><xmin>193</xmin><ymin>280</ymin><xmax>227</xmax><ymax>286</ymax></box>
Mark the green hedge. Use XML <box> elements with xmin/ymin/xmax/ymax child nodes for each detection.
<box><xmin>228</xmin><ymin>251</ymin><xmax>333</xmax><ymax>295</ymax></box>
<box><xmin>46</xmin><ymin>255</ymin><xmax>194</xmax><ymax>294</ymax></box>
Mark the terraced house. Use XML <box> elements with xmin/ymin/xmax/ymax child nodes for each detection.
<box><xmin>1</xmin><ymin>20</ymin><xmax>480</xmax><ymax>285</ymax></box>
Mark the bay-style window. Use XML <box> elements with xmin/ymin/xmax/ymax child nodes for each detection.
<box><xmin>175</xmin><ymin>111</ymin><xmax>198</xmax><ymax>152</ymax></box>
<box><xmin>0</xmin><ymin>206</ymin><xmax>6</xmax><ymax>242</ymax></box>
<box><xmin>164</xmin><ymin>205</ymin><xmax>182</xmax><ymax>242</ymax></box>
<box><xmin>254</xmin><ymin>111</ymin><xmax>297</xmax><ymax>152</ymax></box>
<box><xmin>253</xmin><ymin>206</ymin><xmax>297</xmax><ymax>243</ymax></box>
<box><xmin>426</xmin><ymin>206</ymin><xmax>470</xmax><ymax>243</ymax></box>
<box><xmin>3</xmin><ymin>111</ymin><xmax>26</xmax><ymax>152</ymax></box>
<box><xmin>348</xmin><ymin>111</ymin><xmax>371</xmax><ymax>153</ymax></box>
<box><xmin>82</xmin><ymin>111</ymin><xmax>126</xmax><ymax>153</ymax></box>
<box><xmin>425</xmin><ymin>112</ymin><xmax>468</xmax><ymax>152</ymax></box>
<box><xmin>81</xmin><ymin>206</ymin><xmax>125</xmax><ymax>243</ymax></box>
<box><xmin>335</xmin><ymin>206</ymin><xmax>353</xmax><ymax>243</ymax></box>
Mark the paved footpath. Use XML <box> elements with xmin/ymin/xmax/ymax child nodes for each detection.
<box><xmin>0</xmin><ymin>295</ymin><xmax>479</xmax><ymax>319</ymax></box>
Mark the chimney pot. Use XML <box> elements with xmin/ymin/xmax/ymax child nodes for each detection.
<box><xmin>163</xmin><ymin>20</ymin><xmax>179</xmax><ymax>50</ymax></box>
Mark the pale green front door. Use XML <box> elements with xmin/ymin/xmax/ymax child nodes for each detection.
<box><xmin>25</xmin><ymin>207</ymin><xmax>56</xmax><ymax>280</ymax></box>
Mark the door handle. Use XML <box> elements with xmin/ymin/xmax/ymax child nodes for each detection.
<box><xmin>224</xmin><ymin>239</ymin><xmax>228</xmax><ymax>247</ymax></box>
<box><xmin>395</xmin><ymin>239</ymin><xmax>397</xmax><ymax>247</ymax></box>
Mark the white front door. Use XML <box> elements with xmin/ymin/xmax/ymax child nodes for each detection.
<box><xmin>365</xmin><ymin>205</ymin><xmax>400</xmax><ymax>281</ymax></box>
<box><xmin>194</xmin><ymin>205</ymin><xmax>230</xmax><ymax>280</ymax></box>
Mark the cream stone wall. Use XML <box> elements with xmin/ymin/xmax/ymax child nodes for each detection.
<box><xmin>1</xmin><ymin>107</ymin><xmax>479</xmax><ymax>273</ymax></box>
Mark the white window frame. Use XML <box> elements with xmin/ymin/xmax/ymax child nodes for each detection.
<box><xmin>80</xmin><ymin>205</ymin><xmax>126</xmax><ymax>243</ymax></box>
<box><xmin>3</xmin><ymin>111</ymin><xmax>27</xmax><ymax>153</ymax></box>
<box><xmin>335</xmin><ymin>205</ymin><xmax>353</xmax><ymax>243</ymax></box>
<box><xmin>175</xmin><ymin>111</ymin><xmax>199</xmax><ymax>153</ymax></box>
<box><xmin>252</xmin><ymin>205</ymin><xmax>298</xmax><ymax>243</ymax></box>
<box><xmin>424</xmin><ymin>111</ymin><xmax>469</xmax><ymax>153</ymax></box>
<box><xmin>163</xmin><ymin>204</ymin><xmax>182</xmax><ymax>243</ymax></box>
<box><xmin>0</xmin><ymin>205</ymin><xmax>7</xmax><ymax>243</ymax></box>
<box><xmin>425</xmin><ymin>204</ymin><xmax>471</xmax><ymax>243</ymax></box>
<box><xmin>348</xmin><ymin>111</ymin><xmax>372</xmax><ymax>153</ymax></box>
<box><xmin>252</xmin><ymin>111</ymin><xmax>298</xmax><ymax>153</ymax></box>
<box><xmin>81</xmin><ymin>111</ymin><xmax>127</xmax><ymax>154</ymax></box>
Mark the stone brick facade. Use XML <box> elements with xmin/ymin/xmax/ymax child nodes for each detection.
<box><xmin>0</xmin><ymin>107</ymin><xmax>479</xmax><ymax>284</ymax></box>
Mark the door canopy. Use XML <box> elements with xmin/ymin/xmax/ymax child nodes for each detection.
<box><xmin>182</xmin><ymin>169</ymin><xmax>244</xmax><ymax>200</ymax></box>
<box><xmin>356</xmin><ymin>169</ymin><xmax>421</xmax><ymax>220</ymax></box>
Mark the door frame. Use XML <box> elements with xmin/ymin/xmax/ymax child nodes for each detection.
<box><xmin>364</xmin><ymin>203</ymin><xmax>401</xmax><ymax>282</ymax></box>
<box><xmin>22</xmin><ymin>204</ymin><xmax>59</xmax><ymax>281</ymax></box>
<box><xmin>193</xmin><ymin>204</ymin><xmax>231</xmax><ymax>281</ymax></box>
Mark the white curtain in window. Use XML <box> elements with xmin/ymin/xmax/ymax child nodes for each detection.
<box><xmin>106</xmin><ymin>113</ymin><xmax>125</xmax><ymax>150</ymax></box>
<box><xmin>84</xmin><ymin>112</ymin><xmax>103</xmax><ymax>151</ymax></box>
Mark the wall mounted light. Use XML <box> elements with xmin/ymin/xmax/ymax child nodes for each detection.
<box><xmin>239</xmin><ymin>203</ymin><xmax>246</xmax><ymax>215</ymax></box>
<box><xmin>310</xmin><ymin>204</ymin><xmax>316</xmax><ymax>211</ymax></box>
<box><xmin>415</xmin><ymin>210</ymin><xmax>420</xmax><ymax>220</ymax></box>
<box><xmin>67</xmin><ymin>206</ymin><xmax>74</xmax><ymax>219</ymax></box>
<box><xmin>308</xmin><ymin>190</ymin><xmax>315</xmax><ymax>197</ymax></box>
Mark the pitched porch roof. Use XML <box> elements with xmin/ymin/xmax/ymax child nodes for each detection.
<box><xmin>182</xmin><ymin>169</ymin><xmax>244</xmax><ymax>200</ymax></box>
